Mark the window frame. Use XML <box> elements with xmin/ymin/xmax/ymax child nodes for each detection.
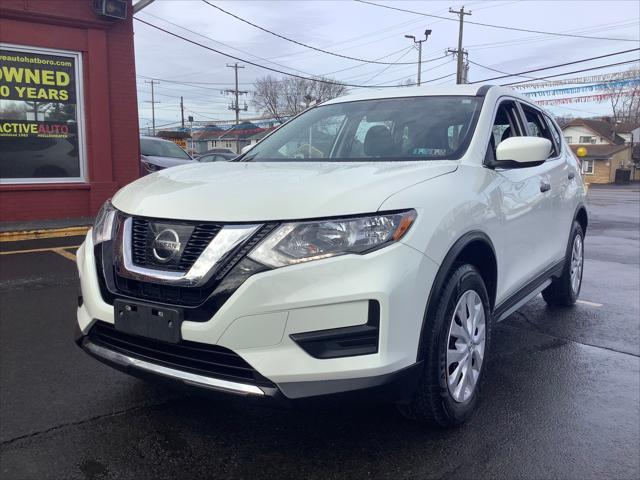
<box><xmin>579</xmin><ymin>135</ymin><xmax>595</xmax><ymax>144</ymax></box>
<box><xmin>581</xmin><ymin>159</ymin><xmax>595</xmax><ymax>175</ymax></box>
<box><xmin>517</xmin><ymin>101</ymin><xmax>561</xmax><ymax>160</ymax></box>
<box><xmin>0</xmin><ymin>42</ymin><xmax>87</xmax><ymax>185</ymax></box>
<box><xmin>484</xmin><ymin>96</ymin><xmax>526</xmax><ymax>167</ymax></box>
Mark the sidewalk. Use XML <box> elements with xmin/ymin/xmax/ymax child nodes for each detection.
<box><xmin>0</xmin><ymin>217</ymin><xmax>93</xmax><ymax>241</ymax></box>
<box><xmin>588</xmin><ymin>182</ymin><xmax>640</xmax><ymax>192</ymax></box>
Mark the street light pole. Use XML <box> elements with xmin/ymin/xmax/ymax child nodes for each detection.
<box><xmin>405</xmin><ymin>30</ymin><xmax>432</xmax><ymax>86</ymax></box>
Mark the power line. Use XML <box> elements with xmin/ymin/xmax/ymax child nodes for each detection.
<box><xmin>468</xmin><ymin>60</ymin><xmax>544</xmax><ymax>81</ymax></box>
<box><xmin>468</xmin><ymin>48</ymin><xmax>640</xmax><ymax>83</ymax></box>
<box><xmin>501</xmin><ymin>60</ymin><xmax>640</xmax><ymax>86</ymax></box>
<box><xmin>465</xmin><ymin>20</ymin><xmax>640</xmax><ymax>51</ymax></box>
<box><xmin>354</xmin><ymin>0</ymin><xmax>640</xmax><ymax>43</ymax></box>
<box><xmin>135</xmin><ymin>17</ymin><xmax>640</xmax><ymax>92</ymax></box>
<box><xmin>201</xmin><ymin>1</ymin><xmax>420</xmax><ymax>65</ymax></box>
<box><xmin>140</xmin><ymin>10</ymin><xmax>317</xmax><ymax>77</ymax></box>
<box><xmin>361</xmin><ymin>47</ymin><xmax>415</xmax><ymax>84</ymax></box>
<box><xmin>134</xmin><ymin>17</ymin><xmax>421</xmax><ymax>88</ymax></box>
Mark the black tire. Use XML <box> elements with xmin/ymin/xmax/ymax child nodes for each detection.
<box><xmin>398</xmin><ymin>264</ymin><xmax>491</xmax><ymax>428</ymax></box>
<box><xmin>542</xmin><ymin>221</ymin><xmax>584</xmax><ymax>306</ymax></box>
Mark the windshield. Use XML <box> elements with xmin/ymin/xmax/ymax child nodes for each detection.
<box><xmin>243</xmin><ymin>96</ymin><xmax>482</xmax><ymax>162</ymax></box>
<box><xmin>140</xmin><ymin>138</ymin><xmax>191</xmax><ymax>160</ymax></box>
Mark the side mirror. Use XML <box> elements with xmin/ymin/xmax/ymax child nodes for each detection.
<box><xmin>240</xmin><ymin>144</ymin><xmax>253</xmax><ymax>155</ymax></box>
<box><xmin>490</xmin><ymin>136</ymin><xmax>551</xmax><ymax>169</ymax></box>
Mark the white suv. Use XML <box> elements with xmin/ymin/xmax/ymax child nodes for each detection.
<box><xmin>76</xmin><ymin>85</ymin><xmax>587</xmax><ymax>427</ymax></box>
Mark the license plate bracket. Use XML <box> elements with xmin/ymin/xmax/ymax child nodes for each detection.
<box><xmin>114</xmin><ymin>299</ymin><xmax>183</xmax><ymax>344</ymax></box>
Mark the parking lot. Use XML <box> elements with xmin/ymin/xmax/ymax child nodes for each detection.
<box><xmin>1</xmin><ymin>185</ymin><xmax>638</xmax><ymax>480</ymax></box>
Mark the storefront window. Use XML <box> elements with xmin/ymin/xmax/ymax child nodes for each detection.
<box><xmin>0</xmin><ymin>44</ymin><xmax>85</xmax><ymax>183</ymax></box>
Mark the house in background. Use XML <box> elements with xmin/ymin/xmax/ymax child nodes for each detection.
<box><xmin>247</xmin><ymin>127</ymin><xmax>277</xmax><ymax>146</ymax></box>
<box><xmin>189</xmin><ymin>126</ymin><xmax>225</xmax><ymax>155</ymax></box>
<box><xmin>217</xmin><ymin>122</ymin><xmax>264</xmax><ymax>154</ymax></box>
<box><xmin>561</xmin><ymin>118</ymin><xmax>638</xmax><ymax>183</ymax></box>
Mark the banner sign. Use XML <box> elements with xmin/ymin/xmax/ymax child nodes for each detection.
<box><xmin>0</xmin><ymin>50</ymin><xmax>76</xmax><ymax>103</ymax></box>
<box><xmin>523</xmin><ymin>79</ymin><xmax>640</xmax><ymax>98</ymax></box>
<box><xmin>510</xmin><ymin>70</ymin><xmax>639</xmax><ymax>90</ymax></box>
<box><xmin>534</xmin><ymin>93</ymin><xmax>619</xmax><ymax>106</ymax></box>
<box><xmin>0</xmin><ymin>46</ymin><xmax>83</xmax><ymax>181</ymax></box>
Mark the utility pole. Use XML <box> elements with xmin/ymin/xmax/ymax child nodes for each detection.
<box><xmin>180</xmin><ymin>96</ymin><xmax>185</xmax><ymax>128</ymax></box>
<box><xmin>449</xmin><ymin>6</ymin><xmax>472</xmax><ymax>84</ymax></box>
<box><xmin>461</xmin><ymin>51</ymin><xmax>470</xmax><ymax>84</ymax></box>
<box><xmin>404</xmin><ymin>30</ymin><xmax>432</xmax><ymax>86</ymax></box>
<box><xmin>224</xmin><ymin>63</ymin><xmax>248</xmax><ymax>153</ymax></box>
<box><xmin>144</xmin><ymin>79</ymin><xmax>160</xmax><ymax>135</ymax></box>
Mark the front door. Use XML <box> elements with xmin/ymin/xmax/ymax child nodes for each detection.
<box><xmin>486</xmin><ymin>99</ymin><xmax>551</xmax><ymax>301</ymax></box>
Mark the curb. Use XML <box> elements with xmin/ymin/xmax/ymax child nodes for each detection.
<box><xmin>0</xmin><ymin>226</ymin><xmax>90</xmax><ymax>243</ymax></box>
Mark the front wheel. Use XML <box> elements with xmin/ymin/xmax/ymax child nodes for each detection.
<box><xmin>398</xmin><ymin>264</ymin><xmax>491</xmax><ymax>428</ymax></box>
<box><xmin>542</xmin><ymin>221</ymin><xmax>584</xmax><ymax>306</ymax></box>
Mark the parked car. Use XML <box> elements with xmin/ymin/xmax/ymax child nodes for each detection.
<box><xmin>78</xmin><ymin>85</ymin><xmax>587</xmax><ymax>427</ymax></box>
<box><xmin>196</xmin><ymin>152</ymin><xmax>236</xmax><ymax>162</ymax></box>
<box><xmin>139</xmin><ymin>136</ymin><xmax>193</xmax><ymax>176</ymax></box>
<box><xmin>201</xmin><ymin>148</ymin><xmax>234</xmax><ymax>154</ymax></box>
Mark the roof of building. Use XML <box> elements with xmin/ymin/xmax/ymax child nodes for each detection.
<box><xmin>157</xmin><ymin>130</ymin><xmax>191</xmax><ymax>139</ymax></box>
<box><xmin>191</xmin><ymin>128</ymin><xmax>225</xmax><ymax>141</ymax></box>
<box><xmin>562</xmin><ymin>119</ymin><xmax>626</xmax><ymax>145</ymax></box>
<box><xmin>218</xmin><ymin>122</ymin><xmax>265</xmax><ymax>140</ymax></box>
<box><xmin>613</xmin><ymin>121</ymin><xmax>640</xmax><ymax>134</ymax></box>
<box><xmin>570</xmin><ymin>144</ymin><xmax>629</xmax><ymax>159</ymax></box>
<box><xmin>247</xmin><ymin>128</ymin><xmax>277</xmax><ymax>140</ymax></box>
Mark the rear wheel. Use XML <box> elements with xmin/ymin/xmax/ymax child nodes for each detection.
<box><xmin>542</xmin><ymin>221</ymin><xmax>584</xmax><ymax>306</ymax></box>
<box><xmin>398</xmin><ymin>264</ymin><xmax>491</xmax><ymax>428</ymax></box>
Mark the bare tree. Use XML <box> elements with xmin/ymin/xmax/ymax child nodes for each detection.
<box><xmin>252</xmin><ymin>76</ymin><xmax>347</xmax><ymax>120</ymax></box>
<box><xmin>252</xmin><ymin>75</ymin><xmax>286</xmax><ymax>122</ymax></box>
<box><xmin>603</xmin><ymin>67</ymin><xmax>640</xmax><ymax>124</ymax></box>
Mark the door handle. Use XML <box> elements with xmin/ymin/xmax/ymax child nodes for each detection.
<box><xmin>568</xmin><ymin>171</ymin><xmax>575</xmax><ymax>180</ymax></box>
<box><xmin>540</xmin><ymin>181</ymin><xmax>551</xmax><ymax>193</ymax></box>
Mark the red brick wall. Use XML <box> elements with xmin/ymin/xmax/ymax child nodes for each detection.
<box><xmin>0</xmin><ymin>0</ymin><xmax>139</xmax><ymax>222</ymax></box>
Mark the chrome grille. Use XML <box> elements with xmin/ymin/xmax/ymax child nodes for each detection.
<box><xmin>130</xmin><ymin>217</ymin><xmax>221</xmax><ymax>273</ymax></box>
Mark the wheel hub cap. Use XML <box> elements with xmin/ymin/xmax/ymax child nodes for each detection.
<box><xmin>446</xmin><ymin>290</ymin><xmax>486</xmax><ymax>403</ymax></box>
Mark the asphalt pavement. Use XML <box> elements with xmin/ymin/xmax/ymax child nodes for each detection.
<box><xmin>1</xmin><ymin>185</ymin><xmax>638</xmax><ymax>480</ymax></box>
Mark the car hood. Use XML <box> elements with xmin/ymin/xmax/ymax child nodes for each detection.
<box><xmin>141</xmin><ymin>155</ymin><xmax>194</xmax><ymax>168</ymax></box>
<box><xmin>113</xmin><ymin>161</ymin><xmax>457</xmax><ymax>222</ymax></box>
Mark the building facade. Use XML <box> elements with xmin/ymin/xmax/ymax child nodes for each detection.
<box><xmin>562</xmin><ymin>118</ymin><xmax>637</xmax><ymax>184</ymax></box>
<box><xmin>0</xmin><ymin>0</ymin><xmax>139</xmax><ymax>222</ymax></box>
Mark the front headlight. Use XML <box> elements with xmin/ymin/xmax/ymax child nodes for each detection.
<box><xmin>141</xmin><ymin>160</ymin><xmax>160</xmax><ymax>173</ymax></box>
<box><xmin>248</xmin><ymin>210</ymin><xmax>417</xmax><ymax>268</ymax></box>
<box><xmin>92</xmin><ymin>200</ymin><xmax>117</xmax><ymax>246</ymax></box>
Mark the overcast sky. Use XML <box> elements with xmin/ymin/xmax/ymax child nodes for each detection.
<box><xmin>133</xmin><ymin>0</ymin><xmax>640</xmax><ymax>130</ymax></box>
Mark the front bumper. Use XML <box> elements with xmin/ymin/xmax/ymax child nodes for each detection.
<box><xmin>75</xmin><ymin>328</ymin><xmax>423</xmax><ymax>404</ymax></box>
<box><xmin>76</xmin><ymin>231</ymin><xmax>438</xmax><ymax>401</ymax></box>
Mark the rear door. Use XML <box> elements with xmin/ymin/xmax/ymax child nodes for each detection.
<box><xmin>519</xmin><ymin>102</ymin><xmax>568</xmax><ymax>264</ymax></box>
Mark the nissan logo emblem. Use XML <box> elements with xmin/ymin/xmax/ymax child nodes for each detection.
<box><xmin>152</xmin><ymin>229</ymin><xmax>181</xmax><ymax>262</ymax></box>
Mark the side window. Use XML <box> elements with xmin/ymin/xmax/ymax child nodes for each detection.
<box><xmin>521</xmin><ymin>104</ymin><xmax>558</xmax><ymax>158</ymax></box>
<box><xmin>544</xmin><ymin>114</ymin><xmax>562</xmax><ymax>154</ymax></box>
<box><xmin>486</xmin><ymin>100</ymin><xmax>523</xmax><ymax>163</ymax></box>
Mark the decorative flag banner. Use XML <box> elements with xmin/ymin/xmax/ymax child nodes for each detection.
<box><xmin>523</xmin><ymin>78</ymin><xmax>640</xmax><ymax>98</ymax></box>
<box><xmin>534</xmin><ymin>92</ymin><xmax>622</xmax><ymax>106</ymax></box>
<box><xmin>510</xmin><ymin>69</ymin><xmax>639</xmax><ymax>89</ymax></box>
